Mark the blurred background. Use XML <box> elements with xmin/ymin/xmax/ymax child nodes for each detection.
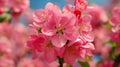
<box><xmin>0</xmin><ymin>0</ymin><xmax>120</xmax><ymax>67</ymax></box>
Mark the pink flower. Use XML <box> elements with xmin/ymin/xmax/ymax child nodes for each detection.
<box><xmin>86</xmin><ymin>5</ymin><xmax>108</xmax><ymax>28</ymax></box>
<box><xmin>7</xmin><ymin>0</ymin><xmax>29</xmax><ymax>13</ymax></box>
<box><xmin>0</xmin><ymin>36</ymin><xmax>14</xmax><ymax>58</ymax></box>
<box><xmin>93</xmin><ymin>25</ymin><xmax>112</xmax><ymax>56</ymax></box>
<box><xmin>98</xmin><ymin>60</ymin><xmax>114</xmax><ymax>67</ymax></box>
<box><xmin>0</xmin><ymin>0</ymin><xmax>6</xmax><ymax>14</ymax></box>
<box><xmin>28</xmin><ymin>2</ymin><xmax>94</xmax><ymax>65</ymax></box>
<box><xmin>110</xmin><ymin>30</ymin><xmax>120</xmax><ymax>44</ymax></box>
<box><xmin>78</xmin><ymin>15</ymin><xmax>94</xmax><ymax>42</ymax></box>
<box><xmin>62</xmin><ymin>4</ymin><xmax>74</xmax><ymax>13</ymax></box>
<box><xmin>46</xmin><ymin>61</ymin><xmax>59</xmax><ymax>67</ymax></box>
<box><xmin>17</xmin><ymin>57</ymin><xmax>35</xmax><ymax>67</ymax></box>
<box><xmin>7</xmin><ymin>0</ymin><xmax>30</xmax><ymax>21</ymax></box>
<box><xmin>0</xmin><ymin>7</ymin><xmax>4</xmax><ymax>14</ymax></box>
<box><xmin>27</xmin><ymin>34</ymin><xmax>46</xmax><ymax>52</ymax></box>
<box><xmin>63</xmin><ymin>45</ymin><xmax>79</xmax><ymax>64</ymax></box>
<box><xmin>33</xmin><ymin>3</ymin><xmax>61</xmax><ymax>28</ymax></box>
<box><xmin>0</xmin><ymin>56</ymin><xmax>15</xmax><ymax>67</ymax></box>
<box><xmin>42</xmin><ymin>11</ymin><xmax>78</xmax><ymax>47</ymax></box>
<box><xmin>27</xmin><ymin>34</ymin><xmax>57</xmax><ymax>62</ymax></box>
<box><xmin>89</xmin><ymin>60</ymin><xmax>96</xmax><ymax>67</ymax></box>
<box><xmin>63</xmin><ymin>38</ymin><xmax>94</xmax><ymax>64</ymax></box>
<box><xmin>110</xmin><ymin>6</ymin><xmax>120</xmax><ymax>44</ymax></box>
<box><xmin>74</xmin><ymin>0</ymin><xmax>87</xmax><ymax>17</ymax></box>
<box><xmin>0</xmin><ymin>0</ymin><xmax>6</xmax><ymax>7</ymax></box>
<box><xmin>0</xmin><ymin>22</ymin><xmax>13</xmax><ymax>37</ymax></box>
<box><xmin>110</xmin><ymin>6</ymin><xmax>120</xmax><ymax>32</ymax></box>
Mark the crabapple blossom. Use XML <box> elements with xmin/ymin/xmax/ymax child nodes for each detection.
<box><xmin>98</xmin><ymin>60</ymin><xmax>114</xmax><ymax>67</ymax></box>
<box><xmin>28</xmin><ymin>1</ymin><xmax>94</xmax><ymax>66</ymax></box>
<box><xmin>110</xmin><ymin>6</ymin><xmax>120</xmax><ymax>44</ymax></box>
<box><xmin>74</xmin><ymin>0</ymin><xmax>87</xmax><ymax>17</ymax></box>
<box><xmin>0</xmin><ymin>56</ymin><xmax>15</xmax><ymax>67</ymax></box>
<box><xmin>86</xmin><ymin>5</ymin><xmax>108</xmax><ymax>28</ymax></box>
<box><xmin>7</xmin><ymin>0</ymin><xmax>29</xmax><ymax>13</ymax></box>
<box><xmin>1</xmin><ymin>0</ymin><xmax>120</xmax><ymax>67</ymax></box>
<box><xmin>110</xmin><ymin>6</ymin><xmax>120</xmax><ymax>32</ymax></box>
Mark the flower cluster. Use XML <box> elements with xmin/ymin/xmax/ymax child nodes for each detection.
<box><xmin>0</xmin><ymin>0</ymin><xmax>30</xmax><ymax>22</ymax></box>
<box><xmin>1</xmin><ymin>0</ymin><xmax>120</xmax><ymax>67</ymax></box>
<box><xmin>27</xmin><ymin>0</ymin><xmax>94</xmax><ymax>65</ymax></box>
<box><xmin>88</xmin><ymin>5</ymin><xmax>120</xmax><ymax>67</ymax></box>
<box><xmin>110</xmin><ymin>6</ymin><xmax>120</xmax><ymax>44</ymax></box>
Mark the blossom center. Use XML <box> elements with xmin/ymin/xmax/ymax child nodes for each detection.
<box><xmin>81</xmin><ymin>24</ymin><xmax>88</xmax><ymax>30</ymax></box>
<box><xmin>79</xmin><ymin>2</ymin><xmax>85</xmax><ymax>6</ymax></box>
<box><xmin>56</xmin><ymin>24</ymin><xmax>65</xmax><ymax>34</ymax></box>
<box><xmin>16</xmin><ymin>0</ymin><xmax>21</xmax><ymax>3</ymax></box>
<box><xmin>0</xmin><ymin>51</ymin><xmax>3</xmax><ymax>56</ymax></box>
<box><xmin>41</xmin><ymin>13</ymin><xmax>47</xmax><ymax>22</ymax></box>
<box><xmin>45</xmin><ymin>41</ymin><xmax>53</xmax><ymax>48</ymax></box>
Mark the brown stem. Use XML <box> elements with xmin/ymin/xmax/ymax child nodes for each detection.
<box><xmin>58</xmin><ymin>57</ymin><xmax>64</xmax><ymax>67</ymax></box>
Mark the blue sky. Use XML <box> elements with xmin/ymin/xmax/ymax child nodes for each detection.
<box><xmin>30</xmin><ymin>0</ymin><xmax>110</xmax><ymax>10</ymax></box>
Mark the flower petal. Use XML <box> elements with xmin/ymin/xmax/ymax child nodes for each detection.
<box><xmin>52</xmin><ymin>34</ymin><xmax>67</xmax><ymax>47</ymax></box>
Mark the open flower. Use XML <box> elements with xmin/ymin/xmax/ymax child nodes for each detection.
<box><xmin>7</xmin><ymin>0</ymin><xmax>29</xmax><ymax>12</ymax></box>
<box><xmin>28</xmin><ymin>2</ymin><xmax>94</xmax><ymax>66</ymax></box>
<box><xmin>74</xmin><ymin>0</ymin><xmax>87</xmax><ymax>17</ymax></box>
<box><xmin>63</xmin><ymin>38</ymin><xmax>94</xmax><ymax>65</ymax></box>
<box><xmin>42</xmin><ymin>12</ymin><xmax>78</xmax><ymax>47</ymax></box>
<box><xmin>27</xmin><ymin>34</ymin><xmax>57</xmax><ymax>62</ymax></box>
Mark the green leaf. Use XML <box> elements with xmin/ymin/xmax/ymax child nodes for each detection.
<box><xmin>78</xmin><ymin>61</ymin><xmax>90</xmax><ymax>67</ymax></box>
<box><xmin>86</xmin><ymin>56</ymin><xmax>92</xmax><ymax>61</ymax></box>
<box><xmin>107</xmin><ymin>40</ymin><xmax>118</xmax><ymax>60</ymax></box>
<box><xmin>109</xmin><ymin>47</ymin><xmax>116</xmax><ymax>59</ymax></box>
<box><xmin>0</xmin><ymin>13</ymin><xmax>11</xmax><ymax>22</ymax></box>
<box><xmin>66</xmin><ymin>65</ymin><xmax>72</xmax><ymax>67</ymax></box>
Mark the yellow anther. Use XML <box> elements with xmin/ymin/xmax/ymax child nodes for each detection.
<box><xmin>16</xmin><ymin>0</ymin><xmax>21</xmax><ymax>3</ymax></box>
<box><xmin>79</xmin><ymin>2</ymin><xmax>84</xmax><ymax>6</ymax></box>
<box><xmin>41</xmin><ymin>13</ymin><xmax>46</xmax><ymax>19</ymax></box>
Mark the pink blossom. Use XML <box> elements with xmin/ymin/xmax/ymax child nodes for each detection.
<box><xmin>110</xmin><ymin>6</ymin><xmax>120</xmax><ymax>32</ymax></box>
<box><xmin>110</xmin><ymin>30</ymin><xmax>120</xmax><ymax>44</ymax></box>
<box><xmin>28</xmin><ymin>2</ymin><xmax>94</xmax><ymax>66</ymax></box>
<box><xmin>42</xmin><ymin>10</ymin><xmax>78</xmax><ymax>47</ymax></box>
<box><xmin>78</xmin><ymin>15</ymin><xmax>94</xmax><ymax>42</ymax></box>
<box><xmin>27</xmin><ymin>34</ymin><xmax>57</xmax><ymax>62</ymax></box>
<box><xmin>17</xmin><ymin>58</ymin><xmax>35</xmax><ymax>67</ymax></box>
<box><xmin>98</xmin><ymin>60</ymin><xmax>114</xmax><ymax>67</ymax></box>
<box><xmin>0</xmin><ymin>23</ymin><xmax>32</xmax><ymax>61</ymax></box>
<box><xmin>110</xmin><ymin>6</ymin><xmax>120</xmax><ymax>44</ymax></box>
<box><xmin>7</xmin><ymin>0</ymin><xmax>29</xmax><ymax>13</ymax></box>
<box><xmin>63</xmin><ymin>45</ymin><xmax>79</xmax><ymax>64</ymax></box>
<box><xmin>74</xmin><ymin>0</ymin><xmax>87</xmax><ymax>17</ymax></box>
<box><xmin>0</xmin><ymin>0</ymin><xmax>6</xmax><ymax>7</ymax></box>
<box><xmin>0</xmin><ymin>56</ymin><xmax>15</xmax><ymax>67</ymax></box>
<box><xmin>63</xmin><ymin>39</ymin><xmax>94</xmax><ymax>64</ymax></box>
<box><xmin>33</xmin><ymin>3</ymin><xmax>61</xmax><ymax>28</ymax></box>
<box><xmin>0</xmin><ymin>36</ymin><xmax>14</xmax><ymax>58</ymax></box>
<box><xmin>89</xmin><ymin>60</ymin><xmax>96</xmax><ymax>67</ymax></box>
<box><xmin>0</xmin><ymin>7</ymin><xmax>4</xmax><ymax>14</ymax></box>
<box><xmin>62</xmin><ymin>4</ymin><xmax>74</xmax><ymax>13</ymax></box>
<box><xmin>93</xmin><ymin>25</ymin><xmax>112</xmax><ymax>57</ymax></box>
<box><xmin>0</xmin><ymin>22</ymin><xmax>13</xmax><ymax>37</ymax></box>
<box><xmin>0</xmin><ymin>0</ymin><xmax>8</xmax><ymax>14</ymax></box>
<box><xmin>86</xmin><ymin>5</ymin><xmax>108</xmax><ymax>28</ymax></box>
<box><xmin>7</xmin><ymin>0</ymin><xmax>30</xmax><ymax>21</ymax></box>
<box><xmin>46</xmin><ymin>61</ymin><xmax>59</xmax><ymax>67</ymax></box>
